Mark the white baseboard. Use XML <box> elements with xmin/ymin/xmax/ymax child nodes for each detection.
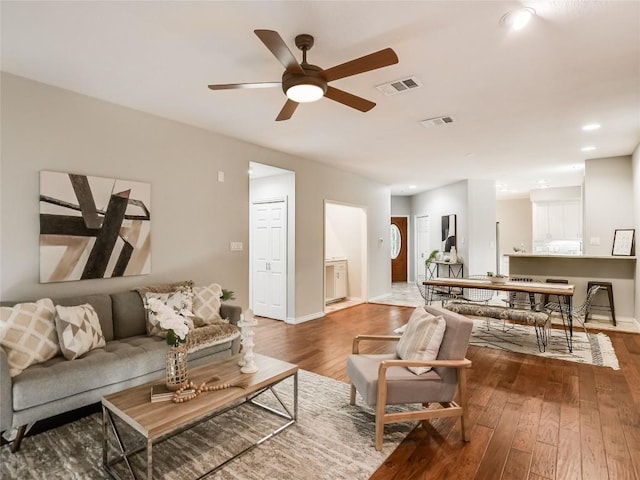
<box><xmin>286</xmin><ymin>311</ymin><xmax>324</xmax><ymax>325</ymax></box>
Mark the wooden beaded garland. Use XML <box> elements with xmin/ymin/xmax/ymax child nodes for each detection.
<box><xmin>172</xmin><ymin>379</ymin><xmax>248</xmax><ymax>403</ymax></box>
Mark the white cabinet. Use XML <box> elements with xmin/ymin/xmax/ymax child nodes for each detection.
<box><xmin>325</xmin><ymin>259</ymin><xmax>348</xmax><ymax>304</ymax></box>
<box><xmin>533</xmin><ymin>200</ymin><xmax>582</xmax><ymax>241</ymax></box>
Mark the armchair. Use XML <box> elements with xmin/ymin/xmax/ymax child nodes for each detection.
<box><xmin>346</xmin><ymin>305</ymin><xmax>473</xmax><ymax>451</ymax></box>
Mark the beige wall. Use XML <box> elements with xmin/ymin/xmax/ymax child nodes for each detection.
<box><xmin>496</xmin><ymin>198</ymin><xmax>533</xmax><ymax>256</ymax></box>
<box><xmin>584</xmin><ymin>156</ymin><xmax>635</xmax><ymax>255</ymax></box>
<box><xmin>0</xmin><ymin>73</ymin><xmax>391</xmax><ymax>321</ymax></box>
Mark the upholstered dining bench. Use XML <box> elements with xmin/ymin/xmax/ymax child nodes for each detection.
<box><xmin>443</xmin><ymin>301</ymin><xmax>550</xmax><ymax>351</ymax></box>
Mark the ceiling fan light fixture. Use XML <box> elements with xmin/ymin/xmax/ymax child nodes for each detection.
<box><xmin>286</xmin><ymin>83</ymin><xmax>325</xmax><ymax>103</ymax></box>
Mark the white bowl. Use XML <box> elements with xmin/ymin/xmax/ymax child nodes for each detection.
<box><xmin>488</xmin><ymin>276</ymin><xmax>508</xmax><ymax>284</ymax></box>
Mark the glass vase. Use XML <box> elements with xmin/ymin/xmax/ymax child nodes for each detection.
<box><xmin>165</xmin><ymin>345</ymin><xmax>188</xmax><ymax>391</ymax></box>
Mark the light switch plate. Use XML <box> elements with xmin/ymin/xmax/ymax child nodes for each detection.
<box><xmin>589</xmin><ymin>237</ymin><xmax>600</xmax><ymax>246</ymax></box>
<box><xmin>218</xmin><ymin>171</ymin><xmax>225</xmax><ymax>182</ymax></box>
<box><xmin>230</xmin><ymin>241</ymin><xmax>243</xmax><ymax>251</ymax></box>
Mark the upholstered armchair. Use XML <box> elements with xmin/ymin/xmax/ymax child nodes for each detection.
<box><xmin>346</xmin><ymin>305</ymin><xmax>473</xmax><ymax>451</ymax></box>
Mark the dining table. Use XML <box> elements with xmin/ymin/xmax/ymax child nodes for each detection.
<box><xmin>423</xmin><ymin>277</ymin><xmax>576</xmax><ymax>350</ymax></box>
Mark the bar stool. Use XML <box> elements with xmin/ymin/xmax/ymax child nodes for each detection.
<box><xmin>542</xmin><ymin>279</ymin><xmax>569</xmax><ymax>307</ymax></box>
<box><xmin>585</xmin><ymin>281</ymin><xmax>616</xmax><ymax>326</ymax></box>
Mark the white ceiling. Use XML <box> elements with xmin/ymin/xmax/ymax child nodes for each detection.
<box><xmin>2</xmin><ymin>1</ymin><xmax>639</xmax><ymax>198</ymax></box>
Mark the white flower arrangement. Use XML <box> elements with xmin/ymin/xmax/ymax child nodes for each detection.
<box><xmin>147</xmin><ymin>297</ymin><xmax>192</xmax><ymax>346</ymax></box>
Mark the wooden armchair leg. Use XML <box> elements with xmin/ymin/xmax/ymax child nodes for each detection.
<box><xmin>458</xmin><ymin>368</ymin><xmax>470</xmax><ymax>442</ymax></box>
<box><xmin>375</xmin><ymin>403</ymin><xmax>386</xmax><ymax>451</ymax></box>
<box><xmin>350</xmin><ymin>384</ymin><xmax>356</xmax><ymax>406</ymax></box>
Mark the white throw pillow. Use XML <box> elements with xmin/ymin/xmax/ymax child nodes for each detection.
<box><xmin>54</xmin><ymin>304</ymin><xmax>106</xmax><ymax>360</ymax></box>
<box><xmin>395</xmin><ymin>306</ymin><xmax>446</xmax><ymax>375</ymax></box>
<box><xmin>0</xmin><ymin>299</ymin><xmax>60</xmax><ymax>376</ymax></box>
<box><xmin>192</xmin><ymin>283</ymin><xmax>224</xmax><ymax>326</ymax></box>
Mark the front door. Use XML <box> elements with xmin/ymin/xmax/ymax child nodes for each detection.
<box><xmin>251</xmin><ymin>200</ymin><xmax>287</xmax><ymax>320</ymax></box>
<box><xmin>391</xmin><ymin>216</ymin><xmax>407</xmax><ymax>282</ymax></box>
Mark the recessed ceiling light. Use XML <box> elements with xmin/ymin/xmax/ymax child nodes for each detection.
<box><xmin>408</xmin><ymin>185</ymin><xmax>417</xmax><ymax>189</ymax></box>
<box><xmin>501</xmin><ymin>7</ymin><xmax>536</xmax><ymax>31</ymax></box>
<box><xmin>581</xmin><ymin>146</ymin><xmax>596</xmax><ymax>152</ymax></box>
<box><xmin>582</xmin><ymin>123</ymin><xmax>601</xmax><ymax>131</ymax></box>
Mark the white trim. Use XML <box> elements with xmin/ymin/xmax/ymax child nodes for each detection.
<box><xmin>287</xmin><ymin>311</ymin><xmax>325</xmax><ymax>324</ymax></box>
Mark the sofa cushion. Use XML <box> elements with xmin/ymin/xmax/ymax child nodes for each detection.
<box><xmin>0</xmin><ymin>299</ymin><xmax>60</xmax><ymax>377</ymax></box>
<box><xmin>11</xmin><ymin>335</ymin><xmax>234</xmax><ymax>411</ymax></box>
<box><xmin>111</xmin><ymin>291</ymin><xmax>146</xmax><ymax>339</ymax></box>
<box><xmin>396</xmin><ymin>306</ymin><xmax>446</xmax><ymax>375</ymax></box>
<box><xmin>54</xmin><ymin>304</ymin><xmax>106</xmax><ymax>360</ymax></box>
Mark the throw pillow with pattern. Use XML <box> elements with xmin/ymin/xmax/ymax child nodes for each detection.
<box><xmin>54</xmin><ymin>303</ymin><xmax>106</xmax><ymax>360</ymax></box>
<box><xmin>0</xmin><ymin>298</ymin><xmax>60</xmax><ymax>376</ymax></box>
<box><xmin>192</xmin><ymin>283</ymin><xmax>224</xmax><ymax>326</ymax></box>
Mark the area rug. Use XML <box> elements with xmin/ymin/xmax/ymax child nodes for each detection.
<box><xmin>470</xmin><ymin>318</ymin><xmax>620</xmax><ymax>370</ymax></box>
<box><xmin>0</xmin><ymin>370</ymin><xmax>412</xmax><ymax>479</ymax></box>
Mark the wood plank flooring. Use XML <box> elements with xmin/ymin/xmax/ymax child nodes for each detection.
<box><xmin>253</xmin><ymin>303</ymin><xmax>640</xmax><ymax>480</ymax></box>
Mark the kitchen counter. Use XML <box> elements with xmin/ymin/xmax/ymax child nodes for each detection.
<box><xmin>505</xmin><ymin>253</ymin><xmax>636</xmax><ymax>320</ymax></box>
<box><xmin>505</xmin><ymin>253</ymin><xmax>636</xmax><ymax>261</ymax></box>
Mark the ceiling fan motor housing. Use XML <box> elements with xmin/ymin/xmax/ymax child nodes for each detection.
<box><xmin>282</xmin><ymin>64</ymin><xmax>328</xmax><ymax>97</ymax></box>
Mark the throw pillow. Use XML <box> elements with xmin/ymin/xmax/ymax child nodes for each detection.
<box><xmin>54</xmin><ymin>304</ymin><xmax>106</xmax><ymax>360</ymax></box>
<box><xmin>395</xmin><ymin>306</ymin><xmax>446</xmax><ymax>375</ymax></box>
<box><xmin>144</xmin><ymin>289</ymin><xmax>194</xmax><ymax>337</ymax></box>
<box><xmin>0</xmin><ymin>298</ymin><xmax>60</xmax><ymax>377</ymax></box>
<box><xmin>192</xmin><ymin>283</ymin><xmax>224</xmax><ymax>326</ymax></box>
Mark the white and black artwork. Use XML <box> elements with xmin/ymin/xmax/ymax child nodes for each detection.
<box><xmin>441</xmin><ymin>214</ymin><xmax>456</xmax><ymax>252</ymax></box>
<box><xmin>39</xmin><ymin>171</ymin><xmax>151</xmax><ymax>283</ymax></box>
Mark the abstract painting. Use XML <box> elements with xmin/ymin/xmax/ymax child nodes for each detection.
<box><xmin>40</xmin><ymin>171</ymin><xmax>151</xmax><ymax>283</ymax></box>
<box><xmin>441</xmin><ymin>214</ymin><xmax>456</xmax><ymax>252</ymax></box>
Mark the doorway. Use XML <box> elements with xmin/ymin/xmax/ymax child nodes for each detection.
<box><xmin>249</xmin><ymin>162</ymin><xmax>295</xmax><ymax>322</ymax></box>
<box><xmin>324</xmin><ymin>202</ymin><xmax>367</xmax><ymax>313</ymax></box>
<box><xmin>391</xmin><ymin>216</ymin><xmax>408</xmax><ymax>282</ymax></box>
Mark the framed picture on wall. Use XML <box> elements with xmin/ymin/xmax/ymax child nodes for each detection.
<box><xmin>441</xmin><ymin>214</ymin><xmax>456</xmax><ymax>252</ymax></box>
<box><xmin>612</xmin><ymin>228</ymin><xmax>635</xmax><ymax>256</ymax></box>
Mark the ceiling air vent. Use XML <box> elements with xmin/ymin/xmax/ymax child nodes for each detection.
<box><xmin>376</xmin><ymin>77</ymin><xmax>422</xmax><ymax>96</ymax></box>
<box><xmin>420</xmin><ymin>116</ymin><xmax>455</xmax><ymax>128</ymax></box>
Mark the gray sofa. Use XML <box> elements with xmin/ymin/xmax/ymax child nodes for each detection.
<box><xmin>1</xmin><ymin>289</ymin><xmax>241</xmax><ymax>452</ymax></box>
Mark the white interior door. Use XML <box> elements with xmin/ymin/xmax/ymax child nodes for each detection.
<box><xmin>251</xmin><ymin>199</ymin><xmax>287</xmax><ymax>320</ymax></box>
<box><xmin>415</xmin><ymin>214</ymin><xmax>430</xmax><ymax>280</ymax></box>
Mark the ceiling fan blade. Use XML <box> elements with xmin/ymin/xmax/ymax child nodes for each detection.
<box><xmin>208</xmin><ymin>82</ymin><xmax>281</xmax><ymax>90</ymax></box>
<box><xmin>276</xmin><ymin>99</ymin><xmax>299</xmax><ymax>121</ymax></box>
<box><xmin>254</xmin><ymin>29</ymin><xmax>305</xmax><ymax>74</ymax></box>
<box><xmin>324</xmin><ymin>48</ymin><xmax>398</xmax><ymax>82</ymax></box>
<box><xmin>324</xmin><ymin>86</ymin><xmax>375</xmax><ymax>112</ymax></box>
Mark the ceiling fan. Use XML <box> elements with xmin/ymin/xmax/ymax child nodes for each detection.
<box><xmin>208</xmin><ymin>30</ymin><xmax>399</xmax><ymax>121</ymax></box>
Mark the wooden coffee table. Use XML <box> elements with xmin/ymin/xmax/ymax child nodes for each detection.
<box><xmin>102</xmin><ymin>353</ymin><xmax>298</xmax><ymax>479</ymax></box>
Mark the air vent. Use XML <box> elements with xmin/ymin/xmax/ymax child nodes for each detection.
<box><xmin>376</xmin><ymin>77</ymin><xmax>422</xmax><ymax>96</ymax></box>
<box><xmin>420</xmin><ymin>116</ymin><xmax>455</xmax><ymax>128</ymax></box>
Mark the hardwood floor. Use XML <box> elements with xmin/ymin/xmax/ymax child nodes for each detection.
<box><xmin>253</xmin><ymin>303</ymin><xmax>640</xmax><ymax>480</ymax></box>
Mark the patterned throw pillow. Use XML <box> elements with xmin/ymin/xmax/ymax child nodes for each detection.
<box><xmin>396</xmin><ymin>306</ymin><xmax>446</xmax><ymax>375</ymax></box>
<box><xmin>54</xmin><ymin>304</ymin><xmax>106</xmax><ymax>360</ymax></box>
<box><xmin>192</xmin><ymin>283</ymin><xmax>224</xmax><ymax>326</ymax></box>
<box><xmin>144</xmin><ymin>289</ymin><xmax>194</xmax><ymax>337</ymax></box>
<box><xmin>0</xmin><ymin>298</ymin><xmax>60</xmax><ymax>377</ymax></box>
